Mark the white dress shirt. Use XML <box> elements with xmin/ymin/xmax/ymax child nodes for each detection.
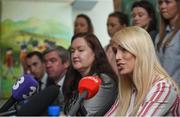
<box><xmin>40</xmin><ymin>72</ymin><xmax>48</xmax><ymax>90</ymax></box>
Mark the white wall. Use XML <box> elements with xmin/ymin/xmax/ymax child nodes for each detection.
<box><xmin>72</xmin><ymin>0</ymin><xmax>114</xmax><ymax>47</ymax></box>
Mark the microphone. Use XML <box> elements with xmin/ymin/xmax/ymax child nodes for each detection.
<box><xmin>16</xmin><ymin>85</ymin><xmax>60</xmax><ymax>116</ymax></box>
<box><xmin>0</xmin><ymin>74</ymin><xmax>38</xmax><ymax>113</ymax></box>
<box><xmin>69</xmin><ymin>76</ymin><xmax>102</xmax><ymax>116</ymax></box>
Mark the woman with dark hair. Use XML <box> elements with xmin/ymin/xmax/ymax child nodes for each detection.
<box><xmin>131</xmin><ymin>0</ymin><xmax>158</xmax><ymax>43</ymax></box>
<box><xmin>155</xmin><ymin>0</ymin><xmax>180</xmax><ymax>88</ymax></box>
<box><xmin>107</xmin><ymin>11</ymin><xmax>129</xmax><ymax>38</ymax></box>
<box><xmin>106</xmin><ymin>11</ymin><xmax>129</xmax><ymax>75</ymax></box>
<box><xmin>63</xmin><ymin>33</ymin><xmax>118</xmax><ymax>116</ymax></box>
<box><xmin>74</xmin><ymin>14</ymin><xmax>94</xmax><ymax>35</ymax></box>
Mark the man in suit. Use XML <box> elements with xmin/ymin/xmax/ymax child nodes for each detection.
<box><xmin>16</xmin><ymin>47</ymin><xmax>69</xmax><ymax>115</ymax></box>
<box><xmin>26</xmin><ymin>51</ymin><xmax>53</xmax><ymax>91</ymax></box>
<box><xmin>43</xmin><ymin>46</ymin><xmax>70</xmax><ymax>106</ymax></box>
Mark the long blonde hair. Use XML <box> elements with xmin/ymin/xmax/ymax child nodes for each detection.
<box><xmin>111</xmin><ymin>26</ymin><xmax>176</xmax><ymax>115</ymax></box>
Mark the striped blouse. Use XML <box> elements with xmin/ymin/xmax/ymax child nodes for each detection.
<box><xmin>105</xmin><ymin>78</ymin><xmax>180</xmax><ymax>116</ymax></box>
<box><xmin>136</xmin><ymin>79</ymin><xmax>179</xmax><ymax>116</ymax></box>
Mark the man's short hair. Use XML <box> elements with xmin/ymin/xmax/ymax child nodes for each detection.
<box><xmin>43</xmin><ymin>46</ymin><xmax>70</xmax><ymax>64</ymax></box>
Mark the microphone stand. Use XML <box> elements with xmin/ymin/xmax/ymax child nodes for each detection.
<box><xmin>0</xmin><ymin>110</ymin><xmax>16</xmax><ymax>116</ymax></box>
<box><xmin>0</xmin><ymin>96</ymin><xmax>16</xmax><ymax>113</ymax></box>
<box><xmin>69</xmin><ymin>90</ymin><xmax>88</xmax><ymax>116</ymax></box>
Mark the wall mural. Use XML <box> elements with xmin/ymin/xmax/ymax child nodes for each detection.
<box><xmin>0</xmin><ymin>0</ymin><xmax>73</xmax><ymax>98</ymax></box>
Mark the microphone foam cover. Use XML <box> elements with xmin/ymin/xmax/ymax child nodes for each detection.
<box><xmin>17</xmin><ymin>85</ymin><xmax>60</xmax><ymax>116</ymax></box>
<box><xmin>78</xmin><ymin>76</ymin><xmax>102</xmax><ymax>99</ymax></box>
<box><xmin>12</xmin><ymin>74</ymin><xmax>38</xmax><ymax>101</ymax></box>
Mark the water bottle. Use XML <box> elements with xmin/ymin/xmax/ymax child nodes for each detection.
<box><xmin>48</xmin><ymin>105</ymin><xmax>61</xmax><ymax>117</ymax></box>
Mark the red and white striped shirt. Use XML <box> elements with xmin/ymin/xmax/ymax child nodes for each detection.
<box><xmin>136</xmin><ymin>79</ymin><xmax>180</xmax><ymax>116</ymax></box>
<box><xmin>105</xmin><ymin>78</ymin><xmax>180</xmax><ymax>116</ymax></box>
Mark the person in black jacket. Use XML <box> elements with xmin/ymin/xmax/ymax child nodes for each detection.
<box><xmin>43</xmin><ymin>46</ymin><xmax>70</xmax><ymax>106</ymax></box>
<box><xmin>26</xmin><ymin>51</ymin><xmax>52</xmax><ymax>91</ymax></box>
<box><xmin>131</xmin><ymin>0</ymin><xmax>158</xmax><ymax>44</ymax></box>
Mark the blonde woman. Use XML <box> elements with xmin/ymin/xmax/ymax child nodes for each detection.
<box><xmin>110</xmin><ymin>26</ymin><xmax>179</xmax><ymax>116</ymax></box>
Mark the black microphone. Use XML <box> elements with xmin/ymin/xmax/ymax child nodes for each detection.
<box><xmin>69</xmin><ymin>76</ymin><xmax>102</xmax><ymax>116</ymax></box>
<box><xmin>16</xmin><ymin>85</ymin><xmax>60</xmax><ymax>116</ymax></box>
<box><xmin>0</xmin><ymin>74</ymin><xmax>38</xmax><ymax>113</ymax></box>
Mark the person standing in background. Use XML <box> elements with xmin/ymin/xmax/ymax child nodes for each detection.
<box><xmin>155</xmin><ymin>0</ymin><xmax>180</xmax><ymax>88</ymax></box>
<box><xmin>131</xmin><ymin>0</ymin><xmax>158</xmax><ymax>44</ymax></box>
<box><xmin>4</xmin><ymin>48</ymin><xmax>15</xmax><ymax>79</ymax></box>
<box><xmin>110</xmin><ymin>26</ymin><xmax>179</xmax><ymax>116</ymax></box>
<box><xmin>106</xmin><ymin>11</ymin><xmax>129</xmax><ymax>75</ymax></box>
<box><xmin>74</xmin><ymin>14</ymin><xmax>94</xmax><ymax>35</ymax></box>
<box><xmin>107</xmin><ymin>11</ymin><xmax>129</xmax><ymax>38</ymax></box>
<box><xmin>19</xmin><ymin>45</ymin><xmax>29</xmax><ymax>74</ymax></box>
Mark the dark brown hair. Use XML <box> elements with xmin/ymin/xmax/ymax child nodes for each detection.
<box><xmin>63</xmin><ymin>33</ymin><xmax>118</xmax><ymax>103</ymax></box>
<box><xmin>74</xmin><ymin>14</ymin><xmax>94</xmax><ymax>34</ymax></box>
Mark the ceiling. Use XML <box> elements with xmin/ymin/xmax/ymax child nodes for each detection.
<box><xmin>1</xmin><ymin>0</ymin><xmax>75</xmax><ymax>4</ymax></box>
<box><xmin>1</xmin><ymin>0</ymin><xmax>98</xmax><ymax>10</ymax></box>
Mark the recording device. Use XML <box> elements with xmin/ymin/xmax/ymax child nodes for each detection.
<box><xmin>0</xmin><ymin>74</ymin><xmax>38</xmax><ymax>113</ymax></box>
<box><xmin>16</xmin><ymin>85</ymin><xmax>60</xmax><ymax>116</ymax></box>
<box><xmin>69</xmin><ymin>76</ymin><xmax>102</xmax><ymax>116</ymax></box>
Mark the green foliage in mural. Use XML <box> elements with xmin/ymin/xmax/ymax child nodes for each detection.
<box><xmin>0</xmin><ymin>17</ymin><xmax>72</xmax><ymax>99</ymax></box>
